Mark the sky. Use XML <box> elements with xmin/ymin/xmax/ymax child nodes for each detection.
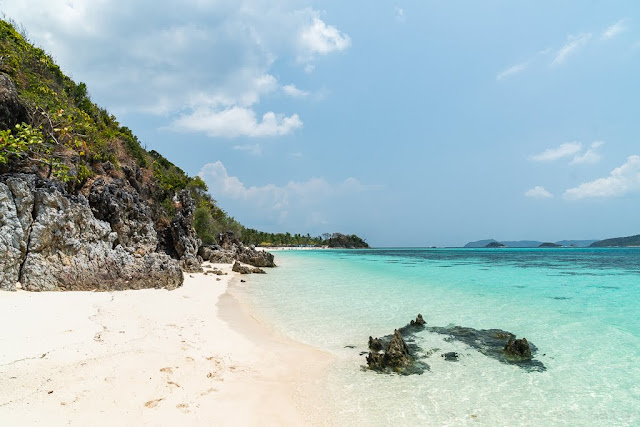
<box><xmin>2</xmin><ymin>1</ymin><xmax>639</xmax><ymax>247</ymax></box>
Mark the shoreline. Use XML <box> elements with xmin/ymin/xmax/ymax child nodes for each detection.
<box><xmin>0</xmin><ymin>262</ymin><xmax>333</xmax><ymax>425</ymax></box>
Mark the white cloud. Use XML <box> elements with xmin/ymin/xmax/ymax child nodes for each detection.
<box><xmin>197</xmin><ymin>161</ymin><xmax>378</xmax><ymax>227</ymax></box>
<box><xmin>171</xmin><ymin>107</ymin><xmax>302</xmax><ymax>138</ymax></box>
<box><xmin>602</xmin><ymin>19</ymin><xmax>628</xmax><ymax>40</ymax></box>
<box><xmin>282</xmin><ymin>84</ymin><xmax>309</xmax><ymax>98</ymax></box>
<box><xmin>525</xmin><ymin>186</ymin><xmax>554</xmax><ymax>199</ymax></box>
<box><xmin>551</xmin><ymin>33</ymin><xmax>592</xmax><ymax>66</ymax></box>
<box><xmin>530</xmin><ymin>142</ymin><xmax>583</xmax><ymax>162</ymax></box>
<box><xmin>496</xmin><ymin>63</ymin><xmax>527</xmax><ymax>81</ymax></box>
<box><xmin>233</xmin><ymin>144</ymin><xmax>262</xmax><ymax>156</ymax></box>
<box><xmin>300</xmin><ymin>16</ymin><xmax>351</xmax><ymax>55</ymax></box>
<box><xmin>570</xmin><ymin>141</ymin><xmax>605</xmax><ymax>165</ymax></box>
<box><xmin>564</xmin><ymin>155</ymin><xmax>640</xmax><ymax>200</ymax></box>
<box><xmin>1</xmin><ymin>2</ymin><xmax>350</xmax><ymax>140</ymax></box>
<box><xmin>395</xmin><ymin>7</ymin><xmax>406</xmax><ymax>23</ymax></box>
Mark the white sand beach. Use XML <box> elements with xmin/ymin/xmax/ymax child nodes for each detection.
<box><xmin>0</xmin><ymin>262</ymin><xmax>332</xmax><ymax>426</ymax></box>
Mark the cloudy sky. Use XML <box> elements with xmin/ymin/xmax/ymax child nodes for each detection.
<box><xmin>2</xmin><ymin>1</ymin><xmax>639</xmax><ymax>246</ymax></box>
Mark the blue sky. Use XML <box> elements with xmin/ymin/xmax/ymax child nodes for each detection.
<box><xmin>3</xmin><ymin>1</ymin><xmax>639</xmax><ymax>246</ymax></box>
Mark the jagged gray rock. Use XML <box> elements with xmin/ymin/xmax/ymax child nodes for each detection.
<box><xmin>88</xmin><ymin>178</ymin><xmax>158</xmax><ymax>254</ymax></box>
<box><xmin>169</xmin><ymin>190</ymin><xmax>202</xmax><ymax>272</ymax></box>
<box><xmin>199</xmin><ymin>232</ymin><xmax>276</xmax><ymax>268</ymax></box>
<box><xmin>0</xmin><ymin>73</ymin><xmax>28</xmax><ymax>130</ymax></box>
<box><xmin>0</xmin><ymin>174</ymin><xmax>183</xmax><ymax>291</ymax></box>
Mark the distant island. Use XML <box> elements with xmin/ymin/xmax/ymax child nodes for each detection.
<box><xmin>484</xmin><ymin>241</ymin><xmax>506</xmax><ymax>248</ymax></box>
<box><xmin>465</xmin><ymin>235</ymin><xmax>638</xmax><ymax>248</ymax></box>
<box><xmin>538</xmin><ymin>242</ymin><xmax>561</xmax><ymax>248</ymax></box>
<box><xmin>589</xmin><ymin>234</ymin><xmax>640</xmax><ymax>248</ymax></box>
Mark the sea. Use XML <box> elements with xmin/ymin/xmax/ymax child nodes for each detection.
<box><xmin>236</xmin><ymin>248</ymin><xmax>640</xmax><ymax>426</ymax></box>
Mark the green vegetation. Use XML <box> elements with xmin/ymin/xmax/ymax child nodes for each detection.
<box><xmin>0</xmin><ymin>19</ymin><xmax>369</xmax><ymax>248</ymax></box>
<box><xmin>240</xmin><ymin>231</ymin><xmax>369</xmax><ymax>248</ymax></box>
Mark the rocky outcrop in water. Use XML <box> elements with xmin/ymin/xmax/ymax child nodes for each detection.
<box><xmin>0</xmin><ymin>173</ymin><xmax>183</xmax><ymax>291</ymax></box>
<box><xmin>504</xmin><ymin>337</ymin><xmax>532</xmax><ymax>360</ymax></box>
<box><xmin>366</xmin><ymin>330</ymin><xmax>412</xmax><ymax>372</ymax></box>
<box><xmin>364</xmin><ymin>314</ymin><xmax>545</xmax><ymax>374</ymax></box>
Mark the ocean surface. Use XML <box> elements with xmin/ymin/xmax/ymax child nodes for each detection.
<box><xmin>236</xmin><ymin>248</ymin><xmax>640</xmax><ymax>426</ymax></box>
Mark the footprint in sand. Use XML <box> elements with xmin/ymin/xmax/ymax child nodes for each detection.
<box><xmin>200</xmin><ymin>387</ymin><xmax>217</xmax><ymax>396</ymax></box>
<box><xmin>144</xmin><ymin>398</ymin><xmax>163</xmax><ymax>408</ymax></box>
<box><xmin>167</xmin><ymin>381</ymin><xmax>181</xmax><ymax>388</ymax></box>
<box><xmin>176</xmin><ymin>403</ymin><xmax>190</xmax><ymax>413</ymax></box>
<box><xmin>160</xmin><ymin>367</ymin><xmax>173</xmax><ymax>374</ymax></box>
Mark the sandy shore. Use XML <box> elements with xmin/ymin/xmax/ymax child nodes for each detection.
<box><xmin>0</xmin><ymin>262</ymin><xmax>333</xmax><ymax>426</ymax></box>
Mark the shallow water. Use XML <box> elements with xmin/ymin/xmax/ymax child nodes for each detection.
<box><xmin>239</xmin><ymin>248</ymin><xmax>640</xmax><ymax>426</ymax></box>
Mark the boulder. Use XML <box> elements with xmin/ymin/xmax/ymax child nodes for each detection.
<box><xmin>504</xmin><ymin>337</ymin><xmax>532</xmax><ymax>360</ymax></box>
<box><xmin>198</xmin><ymin>245</ymin><xmax>235</xmax><ymax>264</ymax></box>
<box><xmin>232</xmin><ymin>261</ymin><xmax>265</xmax><ymax>274</ymax></box>
<box><xmin>0</xmin><ymin>74</ymin><xmax>28</xmax><ymax>130</ymax></box>
<box><xmin>236</xmin><ymin>245</ymin><xmax>276</xmax><ymax>267</ymax></box>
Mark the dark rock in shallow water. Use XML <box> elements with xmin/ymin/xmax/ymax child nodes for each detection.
<box><xmin>442</xmin><ymin>352</ymin><xmax>459</xmax><ymax>361</ymax></box>
<box><xmin>410</xmin><ymin>313</ymin><xmax>426</xmax><ymax>327</ymax></box>
<box><xmin>368</xmin><ymin>336</ymin><xmax>384</xmax><ymax>352</ymax></box>
<box><xmin>504</xmin><ymin>337</ymin><xmax>532</xmax><ymax>360</ymax></box>
<box><xmin>427</xmin><ymin>325</ymin><xmax>545</xmax><ymax>371</ymax></box>
<box><xmin>364</xmin><ymin>314</ymin><xmax>545</xmax><ymax>375</ymax></box>
<box><xmin>385</xmin><ymin>330</ymin><xmax>411</xmax><ymax>368</ymax></box>
<box><xmin>366</xmin><ymin>329</ymin><xmax>429</xmax><ymax>375</ymax></box>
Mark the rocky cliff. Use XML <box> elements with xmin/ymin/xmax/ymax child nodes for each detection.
<box><xmin>0</xmin><ymin>173</ymin><xmax>184</xmax><ymax>291</ymax></box>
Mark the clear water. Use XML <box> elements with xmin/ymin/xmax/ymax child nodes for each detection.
<box><xmin>238</xmin><ymin>248</ymin><xmax>640</xmax><ymax>426</ymax></box>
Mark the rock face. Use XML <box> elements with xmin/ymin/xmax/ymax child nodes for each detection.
<box><xmin>0</xmin><ymin>73</ymin><xmax>28</xmax><ymax>130</ymax></box>
<box><xmin>198</xmin><ymin>232</ymin><xmax>276</xmax><ymax>268</ymax></box>
<box><xmin>0</xmin><ymin>174</ymin><xmax>183</xmax><ymax>291</ymax></box>
<box><xmin>504</xmin><ymin>337</ymin><xmax>532</xmax><ymax>360</ymax></box>
<box><xmin>88</xmin><ymin>178</ymin><xmax>158</xmax><ymax>254</ymax></box>
<box><xmin>168</xmin><ymin>190</ymin><xmax>202</xmax><ymax>272</ymax></box>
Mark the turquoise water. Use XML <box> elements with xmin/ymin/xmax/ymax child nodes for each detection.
<box><xmin>239</xmin><ymin>248</ymin><xmax>640</xmax><ymax>426</ymax></box>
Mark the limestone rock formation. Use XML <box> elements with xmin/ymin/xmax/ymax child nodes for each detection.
<box><xmin>366</xmin><ymin>330</ymin><xmax>412</xmax><ymax>373</ymax></box>
<box><xmin>88</xmin><ymin>178</ymin><xmax>158</xmax><ymax>254</ymax></box>
<box><xmin>168</xmin><ymin>189</ymin><xmax>202</xmax><ymax>272</ymax></box>
<box><xmin>0</xmin><ymin>173</ymin><xmax>183</xmax><ymax>291</ymax></box>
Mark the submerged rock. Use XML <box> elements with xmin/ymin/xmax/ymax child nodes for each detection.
<box><xmin>442</xmin><ymin>352</ymin><xmax>459</xmax><ymax>361</ymax></box>
<box><xmin>364</xmin><ymin>313</ymin><xmax>545</xmax><ymax>375</ymax></box>
<box><xmin>504</xmin><ymin>337</ymin><xmax>532</xmax><ymax>360</ymax></box>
